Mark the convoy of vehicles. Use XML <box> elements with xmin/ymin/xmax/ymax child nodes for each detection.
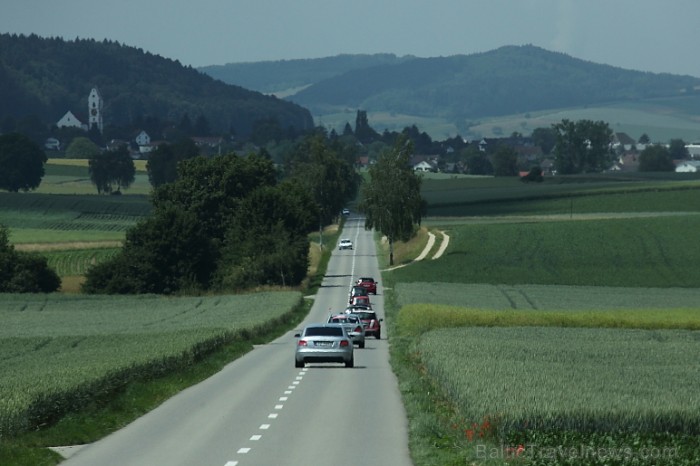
<box><xmin>294</xmin><ymin>272</ymin><xmax>381</xmax><ymax>366</ymax></box>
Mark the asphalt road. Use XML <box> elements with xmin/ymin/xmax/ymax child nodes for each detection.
<box><xmin>61</xmin><ymin>215</ymin><xmax>412</xmax><ymax>466</ymax></box>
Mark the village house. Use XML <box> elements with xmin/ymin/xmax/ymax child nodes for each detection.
<box><xmin>56</xmin><ymin>110</ymin><xmax>87</xmax><ymax>131</ymax></box>
<box><xmin>675</xmin><ymin>160</ymin><xmax>700</xmax><ymax>173</ymax></box>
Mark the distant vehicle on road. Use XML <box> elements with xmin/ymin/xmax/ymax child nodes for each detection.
<box><xmin>356</xmin><ymin>277</ymin><xmax>377</xmax><ymax>294</ymax></box>
<box><xmin>342</xmin><ymin>208</ymin><xmax>350</xmax><ymax>216</ymax></box>
<box><xmin>294</xmin><ymin>324</ymin><xmax>354</xmax><ymax>368</ymax></box>
<box><xmin>339</xmin><ymin>238</ymin><xmax>353</xmax><ymax>250</ymax></box>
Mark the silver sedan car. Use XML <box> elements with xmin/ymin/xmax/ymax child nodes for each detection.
<box><xmin>294</xmin><ymin>324</ymin><xmax>354</xmax><ymax>368</ymax></box>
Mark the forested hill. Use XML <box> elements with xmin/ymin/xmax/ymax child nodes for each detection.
<box><xmin>291</xmin><ymin>45</ymin><xmax>700</xmax><ymax>118</ymax></box>
<box><xmin>199</xmin><ymin>53</ymin><xmax>413</xmax><ymax>95</ymax></box>
<box><xmin>0</xmin><ymin>34</ymin><xmax>313</xmax><ymax>136</ymax></box>
<box><xmin>204</xmin><ymin>45</ymin><xmax>700</xmax><ymax>122</ymax></box>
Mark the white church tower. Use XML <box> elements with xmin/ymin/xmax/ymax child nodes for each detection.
<box><xmin>88</xmin><ymin>87</ymin><xmax>103</xmax><ymax>133</ymax></box>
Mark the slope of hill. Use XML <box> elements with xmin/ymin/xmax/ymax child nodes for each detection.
<box><xmin>289</xmin><ymin>45</ymin><xmax>700</xmax><ymax>121</ymax></box>
<box><xmin>199</xmin><ymin>53</ymin><xmax>413</xmax><ymax>95</ymax></box>
<box><xmin>0</xmin><ymin>34</ymin><xmax>314</xmax><ymax>136</ymax></box>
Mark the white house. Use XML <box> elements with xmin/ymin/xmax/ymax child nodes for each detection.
<box><xmin>413</xmin><ymin>161</ymin><xmax>434</xmax><ymax>172</ymax></box>
<box><xmin>56</xmin><ymin>111</ymin><xmax>86</xmax><ymax>130</ymax></box>
<box><xmin>685</xmin><ymin>144</ymin><xmax>700</xmax><ymax>158</ymax></box>
<box><xmin>135</xmin><ymin>130</ymin><xmax>151</xmax><ymax>147</ymax></box>
<box><xmin>675</xmin><ymin>160</ymin><xmax>700</xmax><ymax>173</ymax></box>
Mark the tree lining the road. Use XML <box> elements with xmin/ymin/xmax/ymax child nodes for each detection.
<box><xmin>359</xmin><ymin>136</ymin><xmax>426</xmax><ymax>265</ymax></box>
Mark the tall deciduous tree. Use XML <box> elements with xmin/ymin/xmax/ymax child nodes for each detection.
<box><xmin>65</xmin><ymin>136</ymin><xmax>101</xmax><ymax>159</ymax></box>
<box><xmin>0</xmin><ymin>132</ymin><xmax>47</xmax><ymax>192</ymax></box>
<box><xmin>88</xmin><ymin>144</ymin><xmax>136</xmax><ymax>194</ymax></box>
<box><xmin>638</xmin><ymin>144</ymin><xmax>675</xmax><ymax>172</ymax></box>
<box><xmin>668</xmin><ymin>139</ymin><xmax>689</xmax><ymax>160</ymax></box>
<box><xmin>146</xmin><ymin>138</ymin><xmax>199</xmax><ymax>187</ymax></box>
<box><xmin>359</xmin><ymin>136</ymin><xmax>426</xmax><ymax>265</ymax></box>
<box><xmin>287</xmin><ymin>134</ymin><xmax>360</xmax><ymax>234</ymax></box>
<box><xmin>552</xmin><ymin>119</ymin><xmax>614</xmax><ymax>174</ymax></box>
<box><xmin>491</xmin><ymin>145</ymin><xmax>518</xmax><ymax>176</ymax></box>
<box><xmin>531</xmin><ymin>127</ymin><xmax>557</xmax><ymax>154</ymax></box>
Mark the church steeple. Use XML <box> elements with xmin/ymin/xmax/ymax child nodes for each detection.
<box><xmin>88</xmin><ymin>87</ymin><xmax>103</xmax><ymax>133</ymax></box>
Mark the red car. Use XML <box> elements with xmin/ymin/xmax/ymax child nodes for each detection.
<box><xmin>353</xmin><ymin>310</ymin><xmax>383</xmax><ymax>339</ymax></box>
<box><xmin>356</xmin><ymin>277</ymin><xmax>377</xmax><ymax>294</ymax></box>
<box><xmin>350</xmin><ymin>295</ymin><xmax>371</xmax><ymax>308</ymax></box>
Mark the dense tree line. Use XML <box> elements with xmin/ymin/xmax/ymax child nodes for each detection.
<box><xmin>83</xmin><ymin>131</ymin><xmax>360</xmax><ymax>294</ymax></box>
<box><xmin>82</xmin><ymin>152</ymin><xmax>312</xmax><ymax>293</ymax></box>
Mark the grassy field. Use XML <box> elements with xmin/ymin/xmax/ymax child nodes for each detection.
<box><xmin>421</xmin><ymin>174</ymin><xmax>700</xmax><ymax>217</ymax></box>
<box><xmin>392</xmin><ymin>215</ymin><xmax>700</xmax><ymax>287</ymax></box>
<box><xmin>35</xmin><ymin>159</ymin><xmax>151</xmax><ymax>195</ymax></box>
<box><xmin>0</xmin><ymin>292</ymin><xmax>302</xmax><ymax>440</ymax></box>
<box><xmin>381</xmin><ymin>176</ymin><xmax>700</xmax><ymax>465</ymax></box>
<box><xmin>0</xmin><ymin>191</ymin><xmax>151</xmax><ymax>244</ymax></box>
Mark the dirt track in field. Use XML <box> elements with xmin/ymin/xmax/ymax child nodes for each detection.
<box><xmin>14</xmin><ymin>241</ymin><xmax>123</xmax><ymax>252</ymax></box>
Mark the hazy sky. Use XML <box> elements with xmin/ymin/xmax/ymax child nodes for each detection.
<box><xmin>2</xmin><ymin>0</ymin><xmax>698</xmax><ymax>77</ymax></box>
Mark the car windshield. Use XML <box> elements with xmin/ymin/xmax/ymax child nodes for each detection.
<box><xmin>360</xmin><ymin>278</ymin><xmax>374</xmax><ymax>283</ymax></box>
<box><xmin>304</xmin><ymin>326</ymin><xmax>343</xmax><ymax>337</ymax></box>
<box><xmin>354</xmin><ymin>312</ymin><xmax>376</xmax><ymax>320</ymax></box>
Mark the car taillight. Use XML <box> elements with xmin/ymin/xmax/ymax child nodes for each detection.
<box><xmin>354</xmin><ymin>326</ymin><xmax>363</xmax><ymax>333</ymax></box>
<box><xmin>339</xmin><ymin>340</ymin><xmax>350</xmax><ymax>347</ymax></box>
<box><xmin>298</xmin><ymin>340</ymin><xmax>308</xmax><ymax>346</ymax></box>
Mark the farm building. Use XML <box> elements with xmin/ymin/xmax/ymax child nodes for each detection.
<box><xmin>675</xmin><ymin>160</ymin><xmax>700</xmax><ymax>173</ymax></box>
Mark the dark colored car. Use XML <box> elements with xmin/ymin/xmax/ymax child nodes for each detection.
<box><xmin>356</xmin><ymin>277</ymin><xmax>377</xmax><ymax>294</ymax></box>
<box><xmin>349</xmin><ymin>285</ymin><xmax>368</xmax><ymax>303</ymax></box>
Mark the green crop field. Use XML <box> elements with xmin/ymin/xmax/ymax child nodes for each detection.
<box><xmin>44</xmin><ymin>248</ymin><xmax>121</xmax><ymax>276</ymax></box>
<box><xmin>391</xmin><ymin>215</ymin><xmax>700</xmax><ymax>287</ymax></box>
<box><xmin>0</xmin><ymin>192</ymin><xmax>150</xmax><ymax>244</ymax></box>
<box><xmin>0</xmin><ymin>291</ymin><xmax>302</xmax><ymax>439</ymax></box>
<box><xmin>385</xmin><ymin>179</ymin><xmax>700</xmax><ymax>465</ymax></box>
<box><xmin>417</xmin><ymin>327</ymin><xmax>700</xmax><ymax>462</ymax></box>
<box><xmin>420</xmin><ymin>175</ymin><xmax>700</xmax><ymax>217</ymax></box>
<box><xmin>37</xmin><ymin>159</ymin><xmax>152</xmax><ymax>195</ymax></box>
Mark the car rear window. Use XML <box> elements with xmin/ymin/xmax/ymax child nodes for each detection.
<box><xmin>305</xmin><ymin>326</ymin><xmax>343</xmax><ymax>337</ymax></box>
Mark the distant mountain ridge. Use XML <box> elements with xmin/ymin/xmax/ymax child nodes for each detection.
<box><xmin>200</xmin><ymin>45</ymin><xmax>700</xmax><ymax>125</ymax></box>
<box><xmin>0</xmin><ymin>33</ymin><xmax>313</xmax><ymax>136</ymax></box>
<box><xmin>199</xmin><ymin>53</ymin><xmax>414</xmax><ymax>95</ymax></box>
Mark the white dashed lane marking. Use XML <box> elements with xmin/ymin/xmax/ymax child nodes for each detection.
<box><xmin>224</xmin><ymin>348</ymin><xmax>309</xmax><ymax>464</ymax></box>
